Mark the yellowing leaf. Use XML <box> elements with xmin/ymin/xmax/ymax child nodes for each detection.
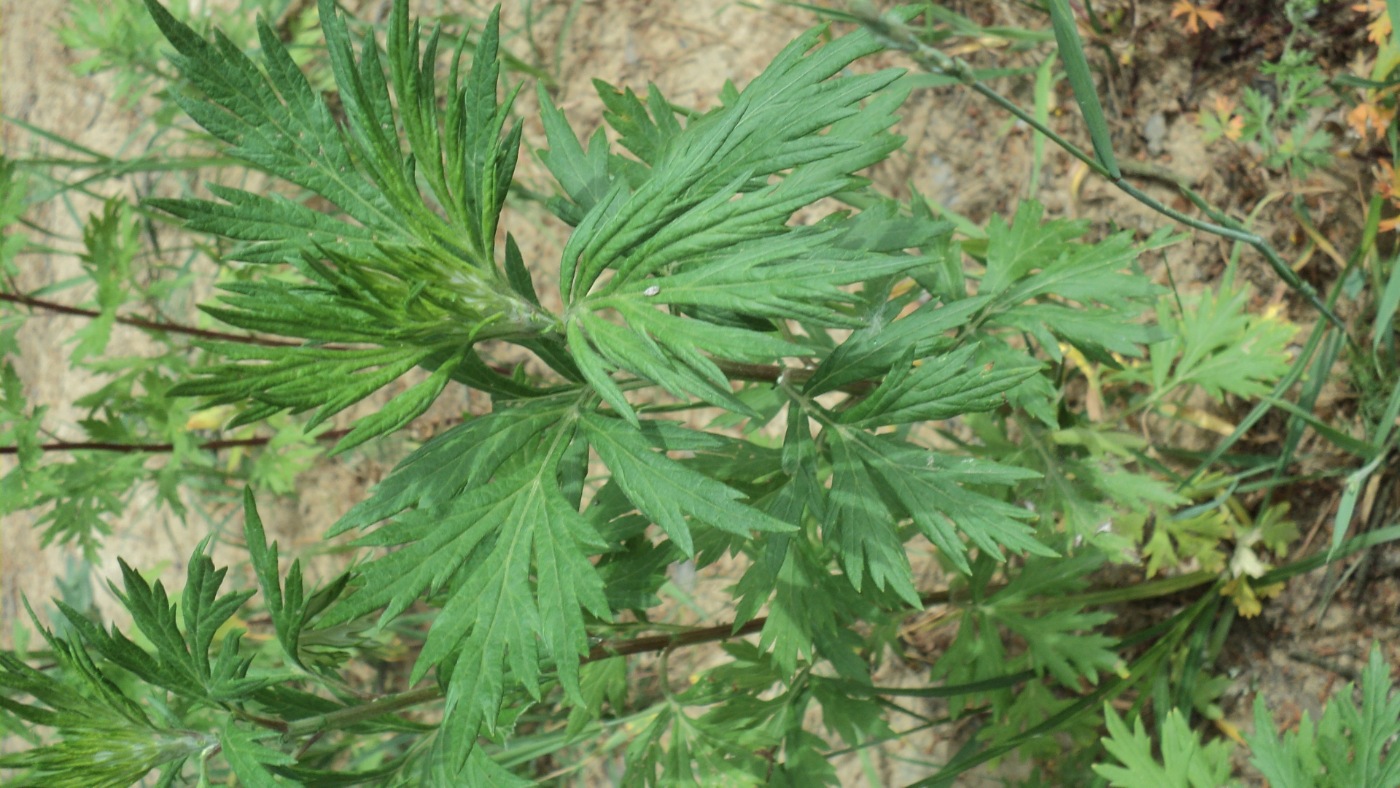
<box><xmin>1214</xmin><ymin>717</ymin><xmax>1246</xmax><ymax>746</ymax></box>
<box><xmin>1354</xmin><ymin>0</ymin><xmax>1394</xmax><ymax>44</ymax></box>
<box><xmin>1223</xmin><ymin>576</ymin><xmax>1284</xmax><ymax>618</ymax></box>
<box><xmin>184</xmin><ymin>404</ymin><xmax>235</xmax><ymax>431</ymax></box>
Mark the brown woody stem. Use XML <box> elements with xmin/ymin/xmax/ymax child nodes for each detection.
<box><xmin>0</xmin><ymin>429</ymin><xmax>352</xmax><ymax>456</ymax></box>
<box><xmin>1</xmin><ymin>291</ymin><xmax>306</xmax><ymax>347</ymax></box>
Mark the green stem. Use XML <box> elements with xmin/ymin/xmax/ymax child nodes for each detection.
<box><xmin>282</xmin><ymin>685</ymin><xmax>441</xmax><ymax>738</ymax></box>
<box><xmin>1001</xmin><ymin>570</ymin><xmax>1217</xmax><ymax>613</ymax></box>
<box><xmin>13</xmin><ymin>155</ymin><xmax>243</xmax><ymax>172</ymax></box>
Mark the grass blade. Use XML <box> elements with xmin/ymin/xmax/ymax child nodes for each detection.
<box><xmin>1046</xmin><ymin>0</ymin><xmax>1120</xmax><ymax>179</ymax></box>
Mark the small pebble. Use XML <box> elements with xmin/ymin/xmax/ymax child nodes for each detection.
<box><xmin>1144</xmin><ymin>111</ymin><xmax>1168</xmax><ymax>157</ymax></box>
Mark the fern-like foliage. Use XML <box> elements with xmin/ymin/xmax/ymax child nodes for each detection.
<box><xmin>1248</xmin><ymin>643</ymin><xmax>1400</xmax><ymax>787</ymax></box>
<box><xmin>1093</xmin><ymin>705</ymin><xmax>1236</xmax><ymax>788</ymax></box>
<box><xmin>18</xmin><ymin>0</ymin><xmax>1182</xmax><ymax>781</ymax></box>
<box><xmin>1093</xmin><ymin>643</ymin><xmax>1400</xmax><ymax>788</ymax></box>
<box><xmin>541</xmin><ymin>30</ymin><xmax>924</xmax><ymax>421</ymax></box>
<box><xmin>0</xmin><ymin>547</ymin><xmax>271</xmax><ymax>786</ymax></box>
<box><xmin>144</xmin><ymin>0</ymin><xmax>553</xmax><ymax>453</ymax></box>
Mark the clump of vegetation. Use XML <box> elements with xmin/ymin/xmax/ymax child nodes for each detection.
<box><xmin>1</xmin><ymin>0</ymin><xmax>1396</xmax><ymax>784</ymax></box>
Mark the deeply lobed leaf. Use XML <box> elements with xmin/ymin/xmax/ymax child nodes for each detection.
<box><xmin>146</xmin><ymin>0</ymin><xmax>551</xmax><ymax>447</ymax></box>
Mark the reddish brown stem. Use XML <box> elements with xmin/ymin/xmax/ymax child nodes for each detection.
<box><xmin>584</xmin><ymin>588</ymin><xmax>957</xmax><ymax>663</ymax></box>
<box><xmin>0</xmin><ymin>429</ymin><xmax>351</xmax><ymax>456</ymax></box>
<box><xmin>271</xmin><ymin>587</ymin><xmax>971</xmax><ymax>735</ymax></box>
<box><xmin>585</xmin><ymin>617</ymin><xmax>768</xmax><ymax>663</ymax></box>
<box><xmin>715</xmin><ymin>360</ymin><xmax>877</xmax><ymax>396</ymax></box>
<box><xmin>1</xmin><ymin>291</ymin><xmax>306</xmax><ymax>347</ymax></box>
<box><xmin>4</xmin><ymin>292</ymin><xmax>875</xmax><ymax>400</ymax></box>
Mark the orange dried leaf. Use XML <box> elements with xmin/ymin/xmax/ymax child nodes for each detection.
<box><xmin>1354</xmin><ymin>0</ymin><xmax>1394</xmax><ymax>43</ymax></box>
<box><xmin>1207</xmin><ymin>95</ymin><xmax>1244</xmax><ymax>140</ymax></box>
<box><xmin>1224</xmin><ymin>116</ymin><xmax>1244</xmax><ymax>141</ymax></box>
<box><xmin>1171</xmin><ymin>1</ymin><xmax>1225</xmax><ymax>35</ymax></box>
<box><xmin>1348</xmin><ymin>100</ymin><xmax>1395</xmax><ymax>140</ymax></box>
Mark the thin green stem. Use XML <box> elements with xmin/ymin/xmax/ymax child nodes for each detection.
<box><xmin>282</xmin><ymin>685</ymin><xmax>441</xmax><ymax>738</ymax></box>
<box><xmin>1000</xmin><ymin>570</ymin><xmax>1218</xmax><ymax>613</ymax></box>
<box><xmin>13</xmin><ymin>155</ymin><xmax>242</xmax><ymax>172</ymax></box>
<box><xmin>857</xmin><ymin>10</ymin><xmax>1355</xmax><ymax>344</ymax></box>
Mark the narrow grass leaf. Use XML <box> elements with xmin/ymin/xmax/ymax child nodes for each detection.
<box><xmin>1047</xmin><ymin>0</ymin><xmax>1120</xmax><ymax>178</ymax></box>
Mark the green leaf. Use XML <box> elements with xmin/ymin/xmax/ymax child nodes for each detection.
<box><xmin>536</xmin><ymin>83</ymin><xmax>613</xmax><ymax>225</ymax></box>
<box><xmin>548</xmin><ymin>24</ymin><xmax>906</xmax><ymax>302</ymax></box>
<box><xmin>857</xmin><ymin>430</ymin><xmax>1046</xmax><ymax>570</ymax></box>
<box><xmin>144</xmin><ymin>0</ymin><xmax>409</xmax><ymax>261</ymax></box>
<box><xmin>1144</xmin><ymin>507</ymin><xmax>1234</xmax><ymax>578</ymax></box>
<box><xmin>415</xmin><ymin>743</ymin><xmax>532</xmax><ymax>787</ymax></box>
<box><xmin>931</xmin><ymin>553</ymin><xmax>1117</xmax><ymax>721</ymax></box>
<box><xmin>16</xmin><ymin>451</ymin><xmax>147</xmax><ymax>558</ymax></box>
<box><xmin>95</xmin><ymin>550</ymin><xmax>265</xmax><ymax>703</ymax></box>
<box><xmin>753</xmin><ymin>531</ymin><xmax>871</xmax><ymax>681</ymax></box>
<box><xmin>245</xmin><ymin>488</ymin><xmax>349</xmax><ymax>671</ymax></box>
<box><xmin>144</xmin><ymin>0</ymin><xmax>523</xmax><ymax>268</ymax></box>
<box><xmin>1093</xmin><ymin>705</ymin><xmax>1235</xmax><ymax>788</ymax></box>
<box><xmin>1373</xmin><ymin>252</ymin><xmax>1400</xmax><ymax>355</ymax></box>
<box><xmin>569</xmin><ymin>306</ymin><xmax>772</xmax><ymax>416</ymax></box>
<box><xmin>1247</xmin><ymin>642</ymin><xmax>1400</xmax><ymax>788</ymax></box>
<box><xmin>1249</xmin><ymin>693</ymin><xmax>1325</xmax><ymax>788</ymax></box>
<box><xmin>624</xmin><ymin>675</ymin><xmax>783</xmax><ymax>786</ymax></box>
<box><xmin>594</xmin><ymin>79</ymin><xmax>683</xmax><ymax>167</ymax></box>
<box><xmin>179</xmin><ymin>545</ymin><xmax>253</xmax><ymax>684</ymax></box>
<box><xmin>45</xmin><ymin>536</ymin><xmax>272</xmax><ymax>706</ymax></box>
<box><xmin>822</xmin><ymin>421</ymin><xmax>1050</xmax><ymax>606</ymax></box>
<box><xmin>1002</xmin><ymin>606</ymin><xmax>1117</xmax><ymax>688</ymax></box>
<box><xmin>979</xmin><ymin>202</ymin><xmax>1087</xmax><ymax>297</ymax></box>
<box><xmin>1124</xmin><ymin>283</ymin><xmax>1298</xmax><ymax>404</ymax></box>
<box><xmin>172</xmin><ymin>343</ymin><xmax>434</xmax><ymax>428</ymax></box>
<box><xmin>0</xmin><ymin>606</ymin><xmax>204</xmax><ymax>787</ymax></box>
<box><xmin>809</xmin><ymin>683</ymin><xmax>893</xmax><ymax>757</ymax></box>
<box><xmin>534</xmin><ymin>21</ymin><xmax>918</xmax><ymax>425</ymax></box>
<box><xmin>836</xmin><ymin>345</ymin><xmax>1040</xmax><ymax>427</ymax></box>
<box><xmin>581</xmin><ymin>412</ymin><xmax>795</xmax><ymax>557</ymax></box>
<box><xmin>145</xmin><ymin>0</ymin><xmax>552</xmax><ymax>440</ymax></box>
<box><xmin>1047</xmin><ymin>0</ymin><xmax>1120</xmax><ymax>179</ymax></box>
<box><xmin>70</xmin><ymin>200</ymin><xmax>139</xmax><ymax>363</ymax></box>
<box><xmin>804</xmin><ymin>295</ymin><xmax>989</xmax><ymax>397</ymax></box>
<box><xmin>0</xmin><ymin>157</ymin><xmax>30</xmax><ymax>277</ymax></box>
<box><xmin>417</xmin><ymin>465</ymin><xmax>606</xmax><ymax>741</ymax></box>
<box><xmin>562</xmin><ymin>220</ymin><xmax>937</xmax><ymax>420</ymax></box>
<box><xmin>978</xmin><ymin>202</ymin><xmax>1170</xmax><ymax>362</ymax></box>
<box><xmin>386</xmin><ymin>4</ymin><xmax>522</xmax><ymax>255</ymax></box>
<box><xmin>323</xmin><ymin>420</ymin><xmax>610</xmax><ymax>764</ymax></box>
<box><xmin>826</xmin><ymin>429</ymin><xmax>921</xmax><ymax>605</ymax></box>
<box><xmin>218</xmin><ymin>719</ymin><xmax>295</xmax><ymax>787</ymax></box>
<box><xmin>333</xmin><ymin>401</ymin><xmax>571</xmax><ymax>534</ymax></box>
<box><xmin>608</xmin><ymin>231</ymin><xmax>922</xmax><ymax>327</ymax></box>
<box><xmin>329</xmin><ymin>349</ymin><xmax>466</xmax><ymax>455</ymax></box>
<box><xmin>990</xmin><ymin>554</ymin><xmax>1120</xmax><ymax>687</ymax></box>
